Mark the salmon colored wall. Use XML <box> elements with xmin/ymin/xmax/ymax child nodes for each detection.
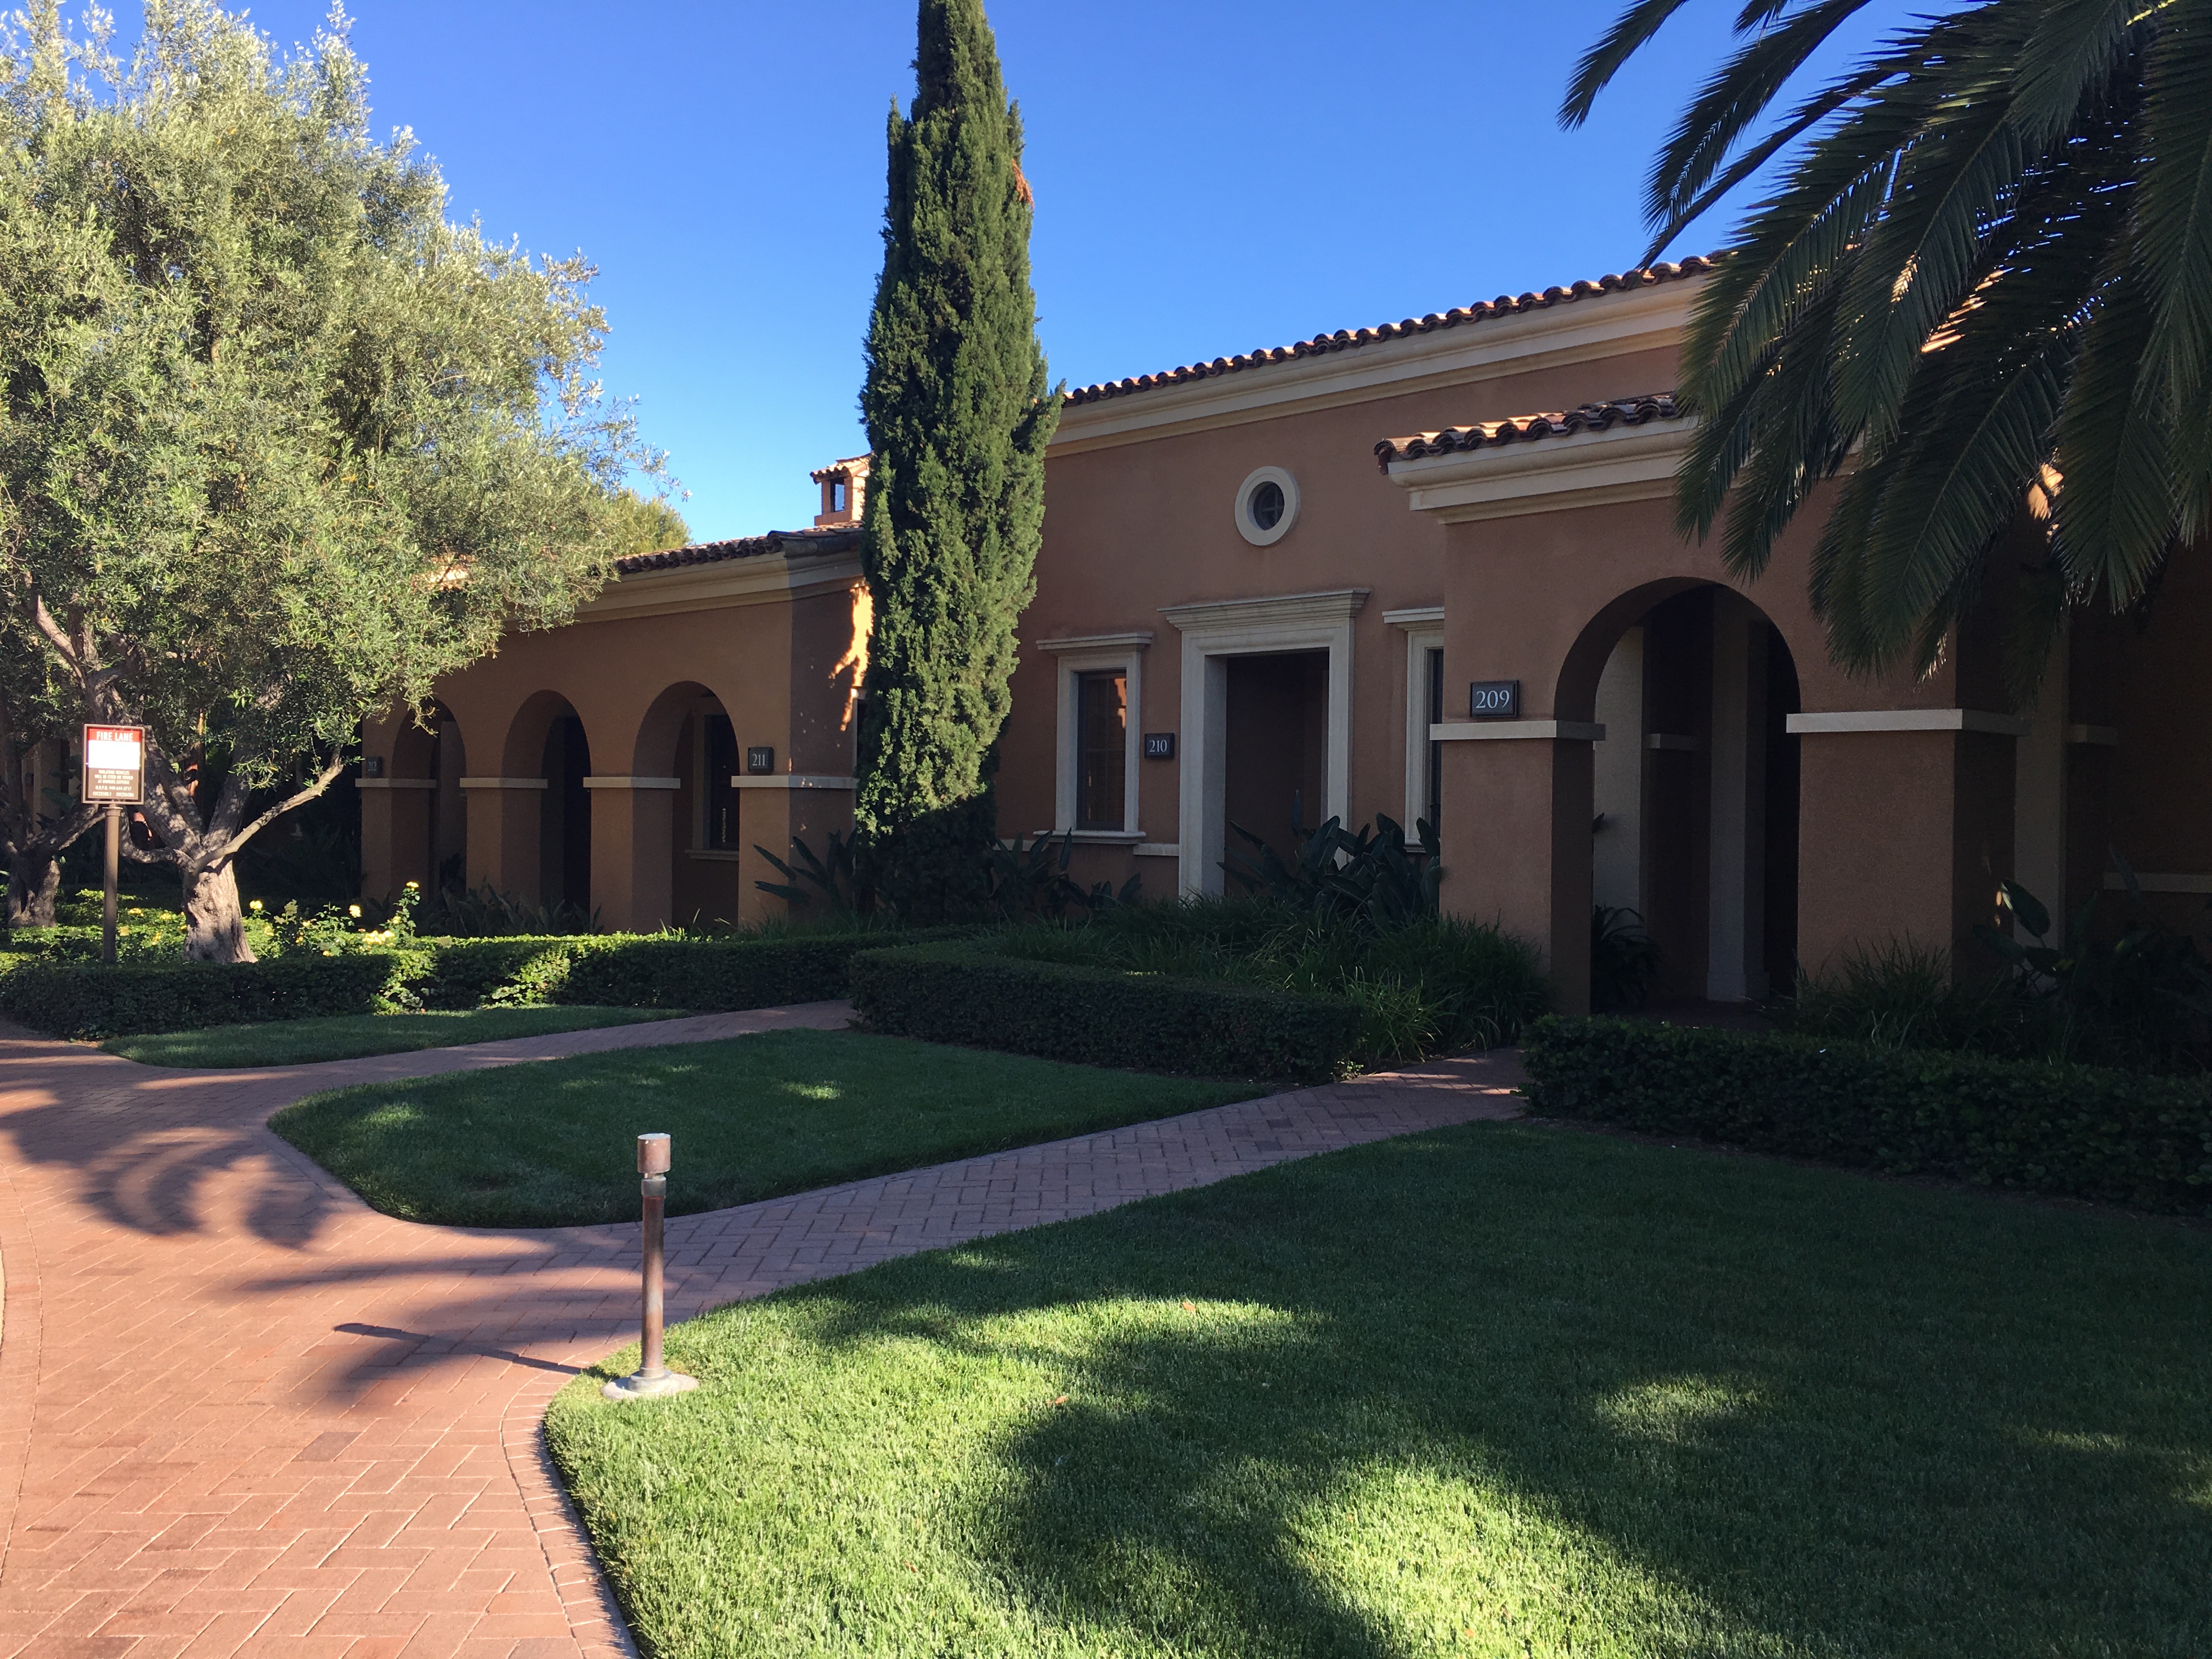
<box><xmin>364</xmin><ymin>576</ymin><xmax>865</xmax><ymax>931</ymax></box>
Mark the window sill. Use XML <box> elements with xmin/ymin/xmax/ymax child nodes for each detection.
<box><xmin>686</xmin><ymin>849</ymin><xmax>748</xmax><ymax>862</ymax></box>
<box><xmin>1030</xmin><ymin>828</ymin><xmax>1147</xmax><ymax>844</ymax></box>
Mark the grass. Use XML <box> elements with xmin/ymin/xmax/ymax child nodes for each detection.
<box><xmin>269</xmin><ymin>1029</ymin><xmax>1260</xmax><ymax>1228</ymax></box>
<box><xmin>101</xmin><ymin>1005</ymin><xmax>679</xmax><ymax>1068</ymax></box>
<box><xmin>546</xmin><ymin>1121</ymin><xmax>2212</xmax><ymax>1659</ymax></box>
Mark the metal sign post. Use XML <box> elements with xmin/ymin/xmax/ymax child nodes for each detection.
<box><xmin>81</xmin><ymin>726</ymin><xmax>145</xmax><ymax>968</ymax></box>
<box><xmin>602</xmin><ymin>1132</ymin><xmax>699</xmax><ymax>1401</ymax></box>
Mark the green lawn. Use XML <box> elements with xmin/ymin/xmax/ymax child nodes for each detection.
<box><xmin>269</xmin><ymin>1029</ymin><xmax>1260</xmax><ymax>1228</ymax></box>
<box><xmin>547</xmin><ymin>1122</ymin><xmax>2212</xmax><ymax>1659</ymax></box>
<box><xmin>103</xmin><ymin>1005</ymin><xmax>678</xmax><ymax>1068</ymax></box>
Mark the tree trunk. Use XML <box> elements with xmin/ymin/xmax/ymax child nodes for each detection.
<box><xmin>5</xmin><ymin>850</ymin><xmax>60</xmax><ymax>929</ymax></box>
<box><xmin>183</xmin><ymin>859</ymin><xmax>256</xmax><ymax>963</ymax></box>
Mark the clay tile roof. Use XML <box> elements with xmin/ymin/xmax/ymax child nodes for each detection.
<box><xmin>1065</xmin><ymin>258</ymin><xmax>1713</xmax><ymax>409</ymax></box>
<box><xmin>612</xmin><ymin>524</ymin><xmax>863</xmax><ymax>577</ymax></box>
<box><xmin>1374</xmin><ymin>392</ymin><xmax>1684</xmax><ymax>471</ymax></box>
<box><xmin>809</xmin><ymin>454</ymin><xmax>870</xmax><ymax>484</ymax></box>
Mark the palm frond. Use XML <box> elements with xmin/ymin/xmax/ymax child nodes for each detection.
<box><xmin>1645</xmin><ymin>0</ymin><xmax>1879</xmax><ymax>233</ymax></box>
<box><xmin>1561</xmin><ymin>0</ymin><xmax>1702</xmax><ymax>129</ymax></box>
<box><xmin>2136</xmin><ymin>0</ymin><xmax>2212</xmax><ymax>539</ymax></box>
<box><xmin>2052</xmin><ymin>268</ymin><xmax>2181</xmax><ymax>606</ymax></box>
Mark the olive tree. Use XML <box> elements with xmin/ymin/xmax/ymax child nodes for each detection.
<box><xmin>0</xmin><ymin>1</ymin><xmax>651</xmax><ymax>960</ymax></box>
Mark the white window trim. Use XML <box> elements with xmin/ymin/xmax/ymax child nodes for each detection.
<box><xmin>1160</xmin><ymin>588</ymin><xmax>1368</xmax><ymax>897</ymax></box>
<box><xmin>1050</xmin><ymin>644</ymin><xmax>1145</xmax><ymax>837</ymax></box>
<box><xmin>1386</xmin><ymin>608</ymin><xmax>1445</xmax><ymax>834</ymax></box>
<box><xmin>1234</xmin><ymin>466</ymin><xmax>1301</xmax><ymax>546</ymax></box>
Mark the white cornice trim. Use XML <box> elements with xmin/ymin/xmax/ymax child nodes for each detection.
<box><xmin>729</xmin><ymin>774</ymin><xmax>857</xmax><ymax>791</ymax></box>
<box><xmin>574</xmin><ymin>554</ymin><xmax>862</xmax><ymax>623</ymax></box>
<box><xmin>458</xmin><ymin>776</ymin><xmax>548</xmax><ymax>790</ymax></box>
<box><xmin>1432</xmin><ymin>720</ymin><xmax>1606</xmax><ymax>742</ymax></box>
<box><xmin>1787</xmin><ymin>709</ymin><xmax>2029</xmax><ymax>737</ymax></box>
<box><xmin>1381</xmin><ymin>605</ymin><xmax>1446</xmax><ymax>629</ymax></box>
<box><xmin>1034</xmin><ymin>630</ymin><xmax>1154</xmax><ymax>653</ymax></box>
<box><xmin>1160</xmin><ymin>588</ymin><xmax>1369</xmax><ymax>634</ymax></box>
<box><xmin>1387</xmin><ymin>420</ymin><xmax>1696</xmax><ymax>525</ymax></box>
<box><xmin>1053</xmin><ymin>281</ymin><xmax>1699</xmax><ymax>455</ymax></box>
<box><xmin>582</xmin><ymin>776</ymin><xmax>681</xmax><ymax>790</ymax></box>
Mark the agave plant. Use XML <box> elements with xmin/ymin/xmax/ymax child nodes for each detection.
<box><xmin>1566</xmin><ymin>0</ymin><xmax>2212</xmax><ymax>683</ymax></box>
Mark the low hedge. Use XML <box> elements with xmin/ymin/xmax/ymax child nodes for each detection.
<box><xmin>0</xmin><ymin>927</ymin><xmax>978</xmax><ymax>1039</ymax></box>
<box><xmin>0</xmin><ymin>952</ymin><xmax>405</xmax><ymax>1040</ymax></box>
<box><xmin>849</xmin><ymin>943</ymin><xmax>1364</xmax><ymax>1079</ymax></box>
<box><xmin>1521</xmin><ymin>1016</ymin><xmax>2212</xmax><ymax>1216</ymax></box>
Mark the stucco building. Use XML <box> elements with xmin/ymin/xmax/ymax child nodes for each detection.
<box><xmin>360</xmin><ymin>258</ymin><xmax>2200</xmax><ymax>1012</ymax></box>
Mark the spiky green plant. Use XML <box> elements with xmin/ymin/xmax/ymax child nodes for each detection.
<box><xmin>1565</xmin><ymin>0</ymin><xmax>2212</xmax><ymax>681</ymax></box>
<box><xmin>855</xmin><ymin>0</ymin><xmax>1058</xmax><ymax>917</ymax></box>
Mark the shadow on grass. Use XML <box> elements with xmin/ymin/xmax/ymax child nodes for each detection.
<box><xmin>654</xmin><ymin>1123</ymin><xmax>2212</xmax><ymax>1657</ymax></box>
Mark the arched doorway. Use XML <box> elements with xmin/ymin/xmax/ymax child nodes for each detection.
<box><xmin>1571</xmin><ymin>584</ymin><xmax>1802</xmax><ymax>1007</ymax></box>
<box><xmin>539</xmin><ymin>704</ymin><xmax>591</xmax><ymax>916</ymax></box>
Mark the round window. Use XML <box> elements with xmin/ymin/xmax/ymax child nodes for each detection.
<box><xmin>1234</xmin><ymin>466</ymin><xmax>1299</xmax><ymax>546</ymax></box>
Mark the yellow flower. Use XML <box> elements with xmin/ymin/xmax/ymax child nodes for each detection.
<box><xmin>348</xmin><ymin>904</ymin><xmax>362</xmax><ymax>918</ymax></box>
<box><xmin>249</xmin><ymin>900</ymin><xmax>263</xmax><ymax>913</ymax></box>
<box><xmin>404</xmin><ymin>881</ymin><xmax>419</xmax><ymax>890</ymax></box>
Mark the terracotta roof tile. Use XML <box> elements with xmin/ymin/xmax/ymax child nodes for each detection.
<box><xmin>1375</xmin><ymin>392</ymin><xmax>1683</xmax><ymax>470</ymax></box>
<box><xmin>613</xmin><ymin>524</ymin><xmax>863</xmax><ymax>577</ymax></box>
<box><xmin>809</xmin><ymin>454</ymin><xmax>870</xmax><ymax>483</ymax></box>
<box><xmin>1065</xmin><ymin>259</ymin><xmax>1712</xmax><ymax>409</ymax></box>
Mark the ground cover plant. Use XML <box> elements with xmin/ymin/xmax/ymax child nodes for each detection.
<box><xmin>102</xmin><ymin>1006</ymin><xmax>674</xmax><ymax>1068</ymax></box>
<box><xmin>270</xmin><ymin>1029</ymin><xmax>1257</xmax><ymax>1228</ymax></box>
<box><xmin>547</xmin><ymin>1120</ymin><xmax>2212</xmax><ymax>1658</ymax></box>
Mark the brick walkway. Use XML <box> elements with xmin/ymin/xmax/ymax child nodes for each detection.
<box><xmin>0</xmin><ymin>1005</ymin><xmax>1525</xmax><ymax>1657</ymax></box>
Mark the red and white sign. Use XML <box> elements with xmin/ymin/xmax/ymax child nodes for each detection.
<box><xmin>82</xmin><ymin>725</ymin><xmax>145</xmax><ymax>804</ymax></box>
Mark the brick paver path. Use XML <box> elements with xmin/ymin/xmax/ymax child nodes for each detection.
<box><xmin>0</xmin><ymin>1005</ymin><xmax>1525</xmax><ymax>1657</ymax></box>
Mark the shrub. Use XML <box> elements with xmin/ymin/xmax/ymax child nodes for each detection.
<box><xmin>0</xmin><ymin>952</ymin><xmax>406</xmax><ymax>1039</ymax></box>
<box><xmin>984</xmin><ymin>900</ymin><xmax>1549</xmax><ymax>1062</ymax></box>
<box><xmin>551</xmin><ymin>929</ymin><xmax>974</xmax><ymax>1011</ymax></box>
<box><xmin>407</xmin><ymin>937</ymin><xmax>592</xmax><ymax>1009</ymax></box>
<box><xmin>850</xmin><ymin>943</ymin><xmax>1365</xmax><ymax>1079</ymax></box>
<box><xmin>1521</xmin><ymin>1016</ymin><xmax>2212</xmax><ymax>1216</ymax></box>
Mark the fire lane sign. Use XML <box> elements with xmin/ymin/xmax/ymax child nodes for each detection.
<box><xmin>82</xmin><ymin>725</ymin><xmax>146</xmax><ymax>804</ymax></box>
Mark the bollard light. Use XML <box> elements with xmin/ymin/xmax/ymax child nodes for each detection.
<box><xmin>601</xmin><ymin>1132</ymin><xmax>699</xmax><ymax>1401</ymax></box>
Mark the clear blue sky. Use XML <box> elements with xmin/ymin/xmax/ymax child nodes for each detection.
<box><xmin>219</xmin><ymin>0</ymin><xmax>1901</xmax><ymax>543</ymax></box>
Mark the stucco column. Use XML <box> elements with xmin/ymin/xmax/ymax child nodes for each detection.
<box><xmin>461</xmin><ymin>778</ymin><xmax>545</xmax><ymax>903</ymax></box>
<box><xmin>1436</xmin><ymin>733</ymin><xmax>1596</xmax><ymax>1015</ymax></box>
<box><xmin>586</xmin><ymin>778</ymin><xmax>680</xmax><ymax>934</ymax></box>
<box><xmin>357</xmin><ymin>781</ymin><xmax>435</xmax><ymax>905</ymax></box>
<box><xmin>1793</xmin><ymin>727</ymin><xmax>2016</xmax><ymax>975</ymax></box>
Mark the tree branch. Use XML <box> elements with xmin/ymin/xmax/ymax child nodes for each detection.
<box><xmin>216</xmin><ymin>754</ymin><xmax>345</xmax><ymax>863</ymax></box>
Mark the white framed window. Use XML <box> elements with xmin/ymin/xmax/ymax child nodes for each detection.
<box><xmin>1385</xmin><ymin>607</ymin><xmax>1446</xmax><ymax>839</ymax></box>
<box><xmin>1234</xmin><ymin>466</ymin><xmax>1300</xmax><ymax>547</ymax></box>
<box><xmin>1038</xmin><ymin>632</ymin><xmax>1150</xmax><ymax>839</ymax></box>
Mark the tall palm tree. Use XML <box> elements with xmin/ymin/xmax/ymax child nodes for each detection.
<box><xmin>1564</xmin><ymin>0</ymin><xmax>2212</xmax><ymax>684</ymax></box>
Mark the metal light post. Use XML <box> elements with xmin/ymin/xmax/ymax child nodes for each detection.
<box><xmin>602</xmin><ymin>1132</ymin><xmax>699</xmax><ymax>1401</ymax></box>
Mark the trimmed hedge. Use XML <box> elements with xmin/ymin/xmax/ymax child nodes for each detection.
<box><xmin>0</xmin><ymin>953</ymin><xmax>405</xmax><ymax>1039</ymax></box>
<box><xmin>1521</xmin><ymin>1015</ymin><xmax>2212</xmax><ymax>1216</ymax></box>
<box><xmin>0</xmin><ymin>927</ymin><xmax>979</xmax><ymax>1039</ymax></box>
<box><xmin>849</xmin><ymin>943</ymin><xmax>1365</xmax><ymax>1079</ymax></box>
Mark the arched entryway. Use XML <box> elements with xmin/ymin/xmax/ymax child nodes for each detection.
<box><xmin>474</xmin><ymin>691</ymin><xmax>594</xmax><ymax>918</ymax></box>
<box><xmin>1565</xmin><ymin>583</ymin><xmax>1803</xmax><ymax>1007</ymax></box>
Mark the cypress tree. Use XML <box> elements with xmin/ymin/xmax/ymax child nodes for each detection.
<box><xmin>855</xmin><ymin>0</ymin><xmax>1058</xmax><ymax>917</ymax></box>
